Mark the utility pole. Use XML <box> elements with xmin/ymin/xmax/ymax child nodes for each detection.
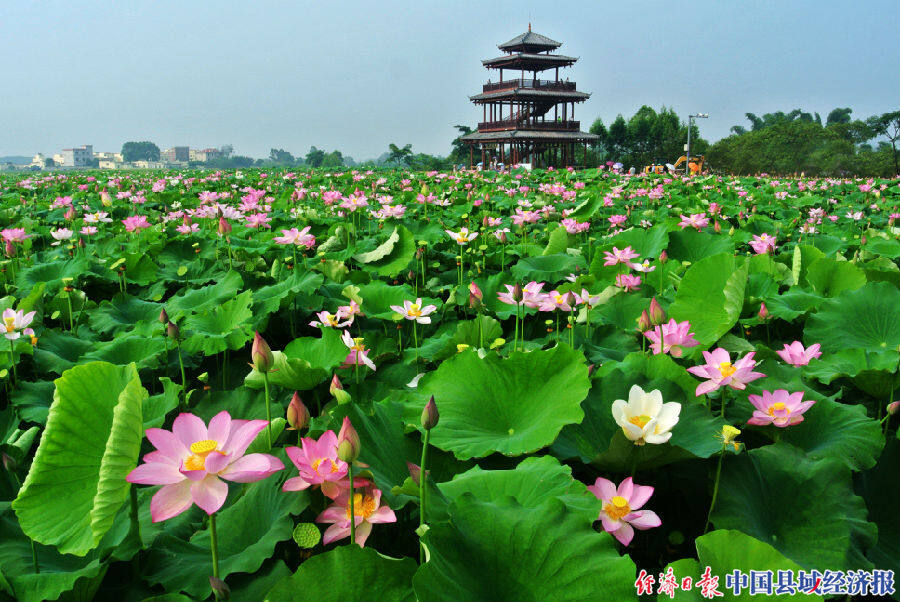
<box><xmin>686</xmin><ymin>113</ymin><xmax>708</xmax><ymax>175</ymax></box>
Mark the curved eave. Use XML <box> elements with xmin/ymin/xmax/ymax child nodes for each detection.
<box><xmin>469</xmin><ymin>89</ymin><xmax>591</xmax><ymax>102</ymax></box>
<box><xmin>482</xmin><ymin>53</ymin><xmax>577</xmax><ymax>70</ymax></box>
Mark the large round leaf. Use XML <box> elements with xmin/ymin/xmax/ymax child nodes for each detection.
<box><xmin>711</xmin><ymin>443</ymin><xmax>876</xmax><ymax>570</ymax></box>
<box><xmin>13</xmin><ymin>362</ymin><xmax>146</xmax><ymax>556</ymax></box>
<box><xmin>245</xmin><ymin>328</ymin><xmax>348</xmax><ymax>391</ymax></box>
<box><xmin>416</xmin><ymin>345</ymin><xmax>590</xmax><ymax>459</ymax></box>
<box><xmin>669</xmin><ymin>252</ymin><xmax>748</xmax><ymax>347</ymax></box>
<box><xmin>804</xmin><ymin>257</ymin><xmax>866</xmax><ymax>297</ymax></box>
<box><xmin>413</xmin><ymin>496</ymin><xmax>637</xmax><ymax>601</ymax></box>
<box><xmin>804</xmin><ymin>282</ymin><xmax>900</xmax><ymax>353</ymax></box>
<box><xmin>265</xmin><ymin>546</ymin><xmax>416</xmax><ymax>602</ymax></box>
<box><xmin>181</xmin><ymin>289</ymin><xmax>254</xmax><ymax>355</ymax></box>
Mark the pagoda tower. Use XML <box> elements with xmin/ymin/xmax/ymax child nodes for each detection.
<box><xmin>461</xmin><ymin>25</ymin><xmax>598</xmax><ymax>169</ymax></box>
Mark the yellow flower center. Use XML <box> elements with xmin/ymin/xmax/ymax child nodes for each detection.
<box><xmin>325</xmin><ymin>313</ymin><xmax>338</xmax><ymax>326</ymax></box>
<box><xmin>767</xmin><ymin>402</ymin><xmax>789</xmax><ymax>416</ymax></box>
<box><xmin>627</xmin><ymin>415</ymin><xmax>652</xmax><ymax>430</ymax></box>
<box><xmin>408</xmin><ymin>304</ymin><xmax>422</xmax><ymax>317</ymax></box>
<box><xmin>184</xmin><ymin>439</ymin><xmax>220</xmax><ymax>471</ymax></box>
<box><xmin>719</xmin><ymin>362</ymin><xmax>737</xmax><ymax>377</ymax></box>
<box><xmin>3</xmin><ymin>316</ymin><xmax>15</xmax><ymax>333</ymax></box>
<box><xmin>554</xmin><ymin>295</ymin><xmax>565</xmax><ymax>304</ymax></box>
<box><xmin>351</xmin><ymin>337</ymin><xmax>366</xmax><ymax>352</ymax></box>
<box><xmin>346</xmin><ymin>493</ymin><xmax>377</xmax><ymax>519</ymax></box>
<box><xmin>311</xmin><ymin>458</ymin><xmax>340</xmax><ymax>475</ymax></box>
<box><xmin>604</xmin><ymin>496</ymin><xmax>631</xmax><ymax>521</ymax></box>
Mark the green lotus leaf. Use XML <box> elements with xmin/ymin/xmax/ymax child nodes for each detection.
<box><xmin>0</xmin><ymin>504</ymin><xmax>106</xmax><ymax>602</ymax></box>
<box><xmin>792</xmin><ymin>243</ymin><xmax>825</xmax><ymax>286</ymax></box>
<box><xmin>16</xmin><ymin>257</ymin><xmax>89</xmax><ymax>293</ymax></box>
<box><xmin>665</xmin><ymin>530</ymin><xmax>823</xmax><ymax>601</ymax></box>
<box><xmin>166</xmin><ymin>270</ymin><xmax>244</xmax><ymax>318</ymax></box>
<box><xmin>802</xmin><ymin>347</ymin><xmax>898</xmax><ymax>385</ymax></box>
<box><xmin>265</xmin><ymin>545</ymin><xmax>416</xmax><ymax>602</ymax></box>
<box><xmin>510</xmin><ymin>253</ymin><xmax>585</xmax><ymax>282</ymax></box>
<box><xmin>667</xmin><ymin>229</ymin><xmax>734</xmax><ymax>263</ymax></box>
<box><xmin>669</xmin><ymin>252</ymin><xmax>748</xmax><ymax>347</ymax></box>
<box><xmin>88</xmin><ymin>294</ymin><xmax>163</xmax><ymax>337</ymax></box>
<box><xmin>12</xmin><ymin>362</ymin><xmax>146</xmax><ymax>556</ymax></box>
<box><xmin>143</xmin><ymin>469</ymin><xmax>309</xmax><ymax>599</ymax></box>
<box><xmin>804</xmin><ymin>282</ymin><xmax>900</xmax><ymax>354</ymax></box>
<box><xmin>181</xmin><ymin>290</ymin><xmax>254</xmax><ymax>355</ymax></box>
<box><xmin>360</xmin><ymin>225</ymin><xmax>416</xmax><ymax>277</ymax></box>
<box><xmin>354</xmin><ymin>225</ymin><xmax>401</xmax><ymax>263</ymax></box>
<box><xmin>32</xmin><ymin>329</ymin><xmax>97</xmax><ymax>375</ymax></box>
<box><xmin>412</xmin><ymin>496</ymin><xmax>637</xmax><ymax>601</ymax></box>
<box><xmin>416</xmin><ymin>345</ymin><xmax>590</xmax><ymax>459</ymax></box>
<box><xmin>82</xmin><ymin>336</ymin><xmax>167</xmax><ymax>370</ymax></box>
<box><xmin>762</xmin><ymin>288</ymin><xmax>823</xmax><ymax>321</ymax></box>
<box><xmin>542</xmin><ymin>224</ymin><xmax>569</xmax><ymax>255</ymax></box>
<box><xmin>804</xmin><ymin>257</ymin><xmax>866</xmax><ymax>297</ymax></box>
<box><xmin>356</xmin><ymin>281</ymin><xmax>442</xmax><ymax>320</ymax></box>
<box><xmin>251</xmin><ymin>271</ymin><xmax>323</xmax><ymax>317</ymax></box>
<box><xmin>776</xmin><ymin>397</ymin><xmax>885</xmax><ymax>470</ymax></box>
<box><xmin>857</xmin><ymin>439</ymin><xmax>900</xmax><ymax>581</ymax></box>
<box><xmin>710</xmin><ymin>442</ymin><xmax>876</xmax><ymax>570</ymax></box>
<box><xmin>10</xmin><ymin>380</ymin><xmax>55</xmax><ymax>424</ymax></box>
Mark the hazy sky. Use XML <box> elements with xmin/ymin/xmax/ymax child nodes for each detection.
<box><xmin>2</xmin><ymin>0</ymin><xmax>898</xmax><ymax>161</ymax></box>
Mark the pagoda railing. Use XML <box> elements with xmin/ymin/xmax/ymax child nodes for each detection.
<box><xmin>482</xmin><ymin>78</ymin><xmax>576</xmax><ymax>93</ymax></box>
<box><xmin>478</xmin><ymin>119</ymin><xmax>580</xmax><ymax>132</ymax></box>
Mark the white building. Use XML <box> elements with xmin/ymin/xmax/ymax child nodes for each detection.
<box><xmin>30</xmin><ymin>153</ymin><xmax>46</xmax><ymax>168</ymax></box>
<box><xmin>94</xmin><ymin>151</ymin><xmax>123</xmax><ymax>162</ymax></box>
<box><xmin>61</xmin><ymin>145</ymin><xmax>93</xmax><ymax>167</ymax></box>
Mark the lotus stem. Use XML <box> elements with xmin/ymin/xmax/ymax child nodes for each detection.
<box><xmin>8</xmin><ymin>338</ymin><xmax>16</xmax><ymax>387</ymax></box>
<box><xmin>704</xmin><ymin>447</ymin><xmax>726</xmax><ymax>534</ymax></box>
<box><xmin>31</xmin><ymin>539</ymin><xmax>38</xmax><ymax>574</ymax></box>
<box><xmin>419</xmin><ymin>428</ymin><xmax>430</xmax><ymax>564</ymax></box>
<box><xmin>65</xmin><ymin>290</ymin><xmax>74</xmax><ymax>332</ymax></box>
<box><xmin>263</xmin><ymin>372</ymin><xmax>272</xmax><ymax>448</ymax></box>
<box><xmin>413</xmin><ymin>321</ymin><xmax>419</xmax><ymax>366</ymax></box>
<box><xmin>348</xmin><ymin>463</ymin><xmax>356</xmax><ymax>546</ymax></box>
<box><xmin>209</xmin><ymin>513</ymin><xmax>221</xmax><ymax>590</ymax></box>
<box><xmin>177</xmin><ymin>343</ymin><xmax>186</xmax><ymax>409</ymax></box>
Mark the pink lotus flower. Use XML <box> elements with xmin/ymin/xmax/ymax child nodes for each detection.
<box><xmin>274</xmin><ymin>225</ymin><xmax>314</xmax><ymax>248</ymax></box>
<box><xmin>390</xmin><ymin>298</ymin><xmax>438</xmax><ymax>324</ymax></box>
<box><xmin>749</xmin><ymin>233</ymin><xmax>777</xmax><ymax>255</ymax></box>
<box><xmin>126</xmin><ymin>412</ymin><xmax>284</xmax><ymax>521</ymax></box>
<box><xmin>687</xmin><ymin>348</ymin><xmax>765</xmax><ymax>396</ymax></box>
<box><xmin>122</xmin><ymin>215</ymin><xmax>151</xmax><ymax>232</ymax></box>
<box><xmin>176</xmin><ymin>223</ymin><xmax>199</xmax><ymax>234</ymax></box>
<box><xmin>50</xmin><ymin>228</ymin><xmax>73</xmax><ymax>245</ymax></box>
<box><xmin>776</xmin><ymin>341</ymin><xmax>822</xmax><ymax>366</ymax></box>
<box><xmin>1</xmin><ymin>228</ymin><xmax>28</xmax><ymax>243</ymax></box>
<box><xmin>539</xmin><ymin>290</ymin><xmax>574</xmax><ymax>312</ymax></box>
<box><xmin>678</xmin><ymin>213</ymin><xmax>709</xmax><ymax>230</ymax></box>
<box><xmin>309</xmin><ymin>309</ymin><xmax>353</xmax><ymax>328</ymax></box>
<box><xmin>283</xmin><ymin>430</ymin><xmax>350</xmax><ymax>499</ymax></box>
<box><xmin>603</xmin><ymin>246</ymin><xmax>639</xmax><ymax>266</ymax></box>
<box><xmin>615</xmin><ymin>273</ymin><xmax>641</xmax><ymax>292</ymax></box>
<box><xmin>747</xmin><ymin>389</ymin><xmax>815</xmax><ymax>427</ymax></box>
<box><xmin>445</xmin><ymin>227</ymin><xmax>477</xmax><ymax>245</ymax></box>
<box><xmin>643</xmin><ymin>319</ymin><xmax>699</xmax><ymax>357</ymax></box>
<box><xmin>588</xmin><ymin>476</ymin><xmax>661</xmax><ymax>546</ymax></box>
<box><xmin>316</xmin><ymin>484</ymin><xmax>396</xmax><ymax>547</ymax></box>
<box><xmin>341</xmin><ymin>330</ymin><xmax>376</xmax><ymax>371</ymax></box>
<box><xmin>2</xmin><ymin>308</ymin><xmax>36</xmax><ymax>341</ymax></box>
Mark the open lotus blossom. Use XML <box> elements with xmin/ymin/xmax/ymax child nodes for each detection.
<box><xmin>274</xmin><ymin>225</ymin><xmax>315</xmax><ymax>248</ymax></box>
<box><xmin>390</xmin><ymin>298</ymin><xmax>438</xmax><ymax>324</ymax></box>
<box><xmin>612</xmin><ymin>385</ymin><xmax>681</xmax><ymax>445</ymax></box>
<box><xmin>1</xmin><ymin>228</ymin><xmax>28</xmax><ymax>243</ymax></box>
<box><xmin>122</xmin><ymin>215</ymin><xmax>151</xmax><ymax>232</ymax></box>
<box><xmin>2</xmin><ymin>308</ymin><xmax>36</xmax><ymax>341</ymax></box>
<box><xmin>603</xmin><ymin>246</ymin><xmax>640</xmax><ymax>266</ymax></box>
<box><xmin>776</xmin><ymin>341</ymin><xmax>822</xmax><ymax>366</ymax></box>
<box><xmin>749</xmin><ymin>233</ymin><xmax>777</xmax><ymax>255</ymax></box>
<box><xmin>283</xmin><ymin>430</ymin><xmax>351</xmax><ymax>499</ymax></box>
<box><xmin>615</xmin><ymin>273</ymin><xmax>641</xmax><ymax>292</ymax></box>
<box><xmin>445</xmin><ymin>227</ymin><xmax>477</xmax><ymax>245</ymax></box>
<box><xmin>687</xmin><ymin>348</ymin><xmax>765</xmax><ymax>396</ymax></box>
<box><xmin>678</xmin><ymin>213</ymin><xmax>709</xmax><ymax>230</ymax></box>
<box><xmin>539</xmin><ymin>290</ymin><xmax>574</xmax><ymax>312</ymax></box>
<box><xmin>341</xmin><ymin>330</ymin><xmax>376</xmax><ymax>371</ymax></box>
<box><xmin>316</xmin><ymin>483</ymin><xmax>397</xmax><ymax>547</ymax></box>
<box><xmin>643</xmin><ymin>319</ymin><xmax>699</xmax><ymax>357</ymax></box>
<box><xmin>588</xmin><ymin>476</ymin><xmax>661</xmax><ymax>546</ymax></box>
<box><xmin>747</xmin><ymin>389</ymin><xmax>815</xmax><ymax>427</ymax></box>
<box><xmin>574</xmin><ymin>288</ymin><xmax>603</xmax><ymax>307</ymax></box>
<box><xmin>309</xmin><ymin>309</ymin><xmax>353</xmax><ymax>328</ymax></box>
<box><xmin>126</xmin><ymin>411</ymin><xmax>284</xmax><ymax>521</ymax></box>
<box><xmin>50</xmin><ymin>228</ymin><xmax>73</xmax><ymax>245</ymax></box>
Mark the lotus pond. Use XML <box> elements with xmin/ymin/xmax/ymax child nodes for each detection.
<box><xmin>0</xmin><ymin>168</ymin><xmax>898</xmax><ymax>601</ymax></box>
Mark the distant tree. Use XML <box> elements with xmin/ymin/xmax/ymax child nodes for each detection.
<box><xmin>219</xmin><ymin>144</ymin><xmax>234</xmax><ymax>158</ymax></box>
<box><xmin>121</xmin><ymin>141</ymin><xmax>160</xmax><ymax>162</ymax></box>
<box><xmin>826</xmin><ymin>108</ymin><xmax>853</xmax><ymax>126</ymax></box>
<box><xmin>589</xmin><ymin>117</ymin><xmax>608</xmax><ymax>153</ymax></box>
<box><xmin>305</xmin><ymin>146</ymin><xmax>325</xmax><ymax>168</ymax></box>
<box><xmin>268</xmin><ymin>148</ymin><xmax>296</xmax><ymax>164</ymax></box>
<box><xmin>449</xmin><ymin>125</ymin><xmax>474</xmax><ymax>165</ymax></box>
<box><xmin>387</xmin><ymin>143</ymin><xmax>413</xmax><ymax>166</ymax></box>
<box><xmin>867</xmin><ymin>111</ymin><xmax>900</xmax><ymax>174</ymax></box>
<box><xmin>607</xmin><ymin>115</ymin><xmax>628</xmax><ymax>160</ymax></box>
<box><xmin>321</xmin><ymin>150</ymin><xmax>344</xmax><ymax>168</ymax></box>
<box><xmin>44</xmin><ymin>157</ymin><xmax>57</xmax><ymax>167</ymax></box>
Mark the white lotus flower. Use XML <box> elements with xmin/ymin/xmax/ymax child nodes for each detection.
<box><xmin>612</xmin><ymin>385</ymin><xmax>681</xmax><ymax>445</ymax></box>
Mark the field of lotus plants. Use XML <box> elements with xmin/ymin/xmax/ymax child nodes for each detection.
<box><xmin>0</xmin><ymin>166</ymin><xmax>898</xmax><ymax>601</ymax></box>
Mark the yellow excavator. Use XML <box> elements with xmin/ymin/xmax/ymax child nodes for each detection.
<box><xmin>642</xmin><ymin>155</ymin><xmax>705</xmax><ymax>175</ymax></box>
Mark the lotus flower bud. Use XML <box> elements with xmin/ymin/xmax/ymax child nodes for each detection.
<box><xmin>286</xmin><ymin>392</ymin><xmax>309</xmax><ymax>431</ymax></box>
<box><xmin>587</xmin><ymin>363</ymin><xmax>596</xmax><ymax>377</ymax></box>
<box><xmin>860</xmin><ymin>235</ymin><xmax>867</xmax><ymax>246</ymax></box>
<box><xmin>497</xmin><ymin>231</ymin><xmax>508</xmax><ymax>243</ymax></box>
<box><xmin>421</xmin><ymin>396</ymin><xmax>439</xmax><ymax>430</ymax></box>
<box><xmin>637</xmin><ymin>310</ymin><xmax>652</xmax><ymax>332</ymax></box>
<box><xmin>887</xmin><ymin>401</ymin><xmax>899</xmax><ymax>416</ymax></box>
<box><xmin>251</xmin><ymin>332</ymin><xmax>274</xmax><ymax>373</ymax></box>
<box><xmin>336</xmin><ymin>416</ymin><xmax>360</xmax><ymax>462</ymax></box>
<box><xmin>758</xmin><ymin>302</ymin><xmax>770</xmax><ymax>321</ymax></box>
<box><xmin>166</xmin><ymin>321</ymin><xmax>180</xmax><ymax>340</ymax></box>
<box><xmin>5</xmin><ymin>240</ymin><xmax>15</xmax><ymax>258</ymax></box>
<box><xmin>714</xmin><ymin>220</ymin><xmax>721</xmax><ymax>233</ymax></box>
<box><xmin>469</xmin><ymin>282</ymin><xmax>483</xmax><ymax>310</ymax></box>
<box><xmin>182</xmin><ymin>215</ymin><xmax>193</xmax><ymax>227</ymax></box>
<box><xmin>217</xmin><ymin>216</ymin><xmax>232</xmax><ymax>236</ymax></box>
<box><xmin>1</xmin><ymin>451</ymin><xmax>16</xmax><ymax>472</ymax></box>
<box><xmin>659</xmin><ymin>250</ymin><xmax>668</xmax><ymax>264</ymax></box>
<box><xmin>330</xmin><ymin>374</ymin><xmax>343</xmax><ymax>394</ymax></box>
<box><xmin>209</xmin><ymin>576</ymin><xmax>230</xmax><ymax>600</ymax></box>
<box><xmin>64</xmin><ymin>206</ymin><xmax>75</xmax><ymax>221</ymax></box>
<box><xmin>512</xmin><ymin>283</ymin><xmax>523</xmax><ymax>302</ymax></box>
<box><xmin>648</xmin><ymin>297</ymin><xmax>666</xmax><ymax>326</ymax></box>
<box><xmin>159</xmin><ymin>308</ymin><xmax>169</xmax><ymax>324</ymax></box>
<box><xmin>406</xmin><ymin>461</ymin><xmax>422</xmax><ymax>486</ymax></box>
